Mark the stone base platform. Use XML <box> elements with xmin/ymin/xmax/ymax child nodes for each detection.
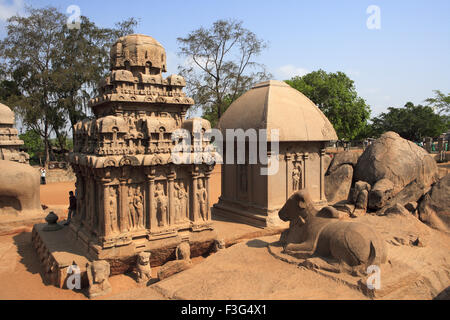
<box><xmin>32</xmin><ymin>223</ymin><xmax>218</xmax><ymax>288</ymax></box>
<box><xmin>267</xmin><ymin>240</ymin><xmax>440</xmax><ymax>299</ymax></box>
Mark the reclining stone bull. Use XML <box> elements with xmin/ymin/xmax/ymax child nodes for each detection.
<box><xmin>278</xmin><ymin>190</ymin><xmax>387</xmax><ymax>270</ymax></box>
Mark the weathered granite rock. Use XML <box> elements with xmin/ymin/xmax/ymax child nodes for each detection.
<box><xmin>327</xmin><ymin>151</ymin><xmax>360</xmax><ymax>174</ymax></box>
<box><xmin>157</xmin><ymin>260</ymin><xmax>193</xmax><ymax>280</ymax></box>
<box><xmin>0</xmin><ymin>160</ymin><xmax>42</xmax><ymax>215</ymax></box>
<box><xmin>369</xmin><ymin>178</ymin><xmax>394</xmax><ymax>210</ymax></box>
<box><xmin>418</xmin><ymin>174</ymin><xmax>450</xmax><ymax>233</ymax></box>
<box><xmin>350</xmin><ymin>181</ymin><xmax>371</xmax><ymax>203</ymax></box>
<box><xmin>325</xmin><ymin>164</ymin><xmax>353</xmax><ymax>204</ymax></box>
<box><xmin>404</xmin><ymin>202</ymin><xmax>418</xmax><ymax>213</ymax></box>
<box><xmin>354</xmin><ymin>132</ymin><xmax>439</xmax><ymax>197</ymax></box>
<box><xmin>384</xmin><ymin>204</ymin><xmax>410</xmax><ymax>217</ymax></box>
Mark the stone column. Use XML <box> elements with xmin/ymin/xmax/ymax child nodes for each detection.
<box><xmin>146</xmin><ymin>171</ymin><xmax>156</xmax><ymax>231</ymax></box>
<box><xmin>320</xmin><ymin>148</ymin><xmax>326</xmax><ymax>201</ymax></box>
<box><xmin>285</xmin><ymin>153</ymin><xmax>293</xmax><ymax>201</ymax></box>
<box><xmin>204</xmin><ymin>168</ymin><xmax>212</xmax><ymax>221</ymax></box>
<box><xmin>168</xmin><ymin>168</ymin><xmax>176</xmax><ymax>226</ymax></box>
<box><xmin>98</xmin><ymin>177</ymin><xmax>111</xmax><ymax>238</ymax></box>
<box><xmin>191</xmin><ymin>169</ymin><xmax>199</xmax><ymax>222</ymax></box>
<box><xmin>302</xmin><ymin>153</ymin><xmax>308</xmax><ymax>189</ymax></box>
<box><xmin>118</xmin><ymin>179</ymin><xmax>128</xmax><ymax>233</ymax></box>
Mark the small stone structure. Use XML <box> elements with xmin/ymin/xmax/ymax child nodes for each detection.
<box><xmin>33</xmin><ymin>34</ymin><xmax>217</xmax><ymax>285</ymax></box>
<box><xmin>0</xmin><ymin>103</ymin><xmax>29</xmax><ymax>164</ymax></box>
<box><xmin>213</xmin><ymin>80</ymin><xmax>337</xmax><ymax>227</ymax></box>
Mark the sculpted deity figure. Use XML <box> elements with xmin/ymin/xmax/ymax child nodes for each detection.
<box><xmin>128</xmin><ymin>187</ymin><xmax>137</xmax><ymax>230</ymax></box>
<box><xmin>133</xmin><ymin>187</ymin><xmax>144</xmax><ymax>229</ymax></box>
<box><xmin>292</xmin><ymin>164</ymin><xmax>302</xmax><ymax>191</ymax></box>
<box><xmin>174</xmin><ymin>181</ymin><xmax>188</xmax><ymax>222</ymax></box>
<box><xmin>155</xmin><ymin>183</ymin><xmax>168</xmax><ymax>227</ymax></box>
<box><xmin>197</xmin><ymin>179</ymin><xmax>208</xmax><ymax>221</ymax></box>
<box><xmin>106</xmin><ymin>187</ymin><xmax>118</xmax><ymax>235</ymax></box>
<box><xmin>86</xmin><ymin>260</ymin><xmax>112</xmax><ymax>298</ymax></box>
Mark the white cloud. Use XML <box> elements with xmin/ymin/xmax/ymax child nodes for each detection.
<box><xmin>0</xmin><ymin>0</ymin><xmax>24</xmax><ymax>22</ymax></box>
<box><xmin>274</xmin><ymin>64</ymin><xmax>308</xmax><ymax>80</ymax></box>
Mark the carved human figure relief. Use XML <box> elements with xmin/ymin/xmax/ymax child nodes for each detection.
<box><xmin>155</xmin><ymin>183</ymin><xmax>168</xmax><ymax>227</ymax></box>
<box><xmin>197</xmin><ymin>179</ymin><xmax>208</xmax><ymax>221</ymax></box>
<box><xmin>128</xmin><ymin>186</ymin><xmax>137</xmax><ymax>231</ymax></box>
<box><xmin>174</xmin><ymin>181</ymin><xmax>188</xmax><ymax>223</ymax></box>
<box><xmin>292</xmin><ymin>163</ymin><xmax>302</xmax><ymax>191</ymax></box>
<box><xmin>106</xmin><ymin>186</ymin><xmax>118</xmax><ymax>235</ymax></box>
<box><xmin>133</xmin><ymin>186</ymin><xmax>144</xmax><ymax>229</ymax></box>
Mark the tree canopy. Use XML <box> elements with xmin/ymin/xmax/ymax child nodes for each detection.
<box><xmin>177</xmin><ymin>19</ymin><xmax>271</xmax><ymax>127</ymax></box>
<box><xmin>0</xmin><ymin>6</ymin><xmax>137</xmax><ymax>164</ymax></box>
<box><xmin>285</xmin><ymin>70</ymin><xmax>371</xmax><ymax>141</ymax></box>
<box><xmin>425</xmin><ymin>90</ymin><xmax>450</xmax><ymax>115</ymax></box>
<box><xmin>370</xmin><ymin>102</ymin><xmax>449</xmax><ymax>141</ymax></box>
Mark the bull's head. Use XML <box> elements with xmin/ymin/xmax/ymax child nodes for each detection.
<box><xmin>278</xmin><ymin>189</ymin><xmax>314</xmax><ymax>223</ymax></box>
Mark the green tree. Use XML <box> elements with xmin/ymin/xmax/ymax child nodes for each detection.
<box><xmin>425</xmin><ymin>90</ymin><xmax>450</xmax><ymax>115</ymax></box>
<box><xmin>285</xmin><ymin>70</ymin><xmax>371</xmax><ymax>140</ymax></box>
<box><xmin>19</xmin><ymin>130</ymin><xmax>44</xmax><ymax>165</ymax></box>
<box><xmin>371</xmin><ymin>102</ymin><xmax>448</xmax><ymax>141</ymax></box>
<box><xmin>177</xmin><ymin>19</ymin><xmax>271</xmax><ymax>127</ymax></box>
<box><xmin>0</xmin><ymin>6</ymin><xmax>137</xmax><ymax>164</ymax></box>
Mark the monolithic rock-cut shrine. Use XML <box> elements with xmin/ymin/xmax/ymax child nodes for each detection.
<box><xmin>0</xmin><ymin>103</ymin><xmax>29</xmax><ymax>164</ymax></box>
<box><xmin>213</xmin><ymin>80</ymin><xmax>337</xmax><ymax>228</ymax></box>
<box><xmin>32</xmin><ymin>34</ymin><xmax>217</xmax><ymax>281</ymax></box>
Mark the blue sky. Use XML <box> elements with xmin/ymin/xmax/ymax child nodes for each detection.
<box><xmin>1</xmin><ymin>0</ymin><xmax>449</xmax><ymax>117</ymax></box>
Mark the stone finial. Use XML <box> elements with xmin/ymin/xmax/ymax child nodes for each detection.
<box><xmin>43</xmin><ymin>212</ymin><xmax>63</xmax><ymax>232</ymax></box>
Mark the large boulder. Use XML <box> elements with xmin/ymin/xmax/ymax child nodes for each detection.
<box><xmin>327</xmin><ymin>151</ymin><xmax>360</xmax><ymax>174</ymax></box>
<box><xmin>325</xmin><ymin>164</ymin><xmax>353</xmax><ymax>204</ymax></box>
<box><xmin>418</xmin><ymin>174</ymin><xmax>450</xmax><ymax>233</ymax></box>
<box><xmin>354</xmin><ymin>132</ymin><xmax>439</xmax><ymax>197</ymax></box>
<box><xmin>0</xmin><ymin>160</ymin><xmax>42</xmax><ymax>215</ymax></box>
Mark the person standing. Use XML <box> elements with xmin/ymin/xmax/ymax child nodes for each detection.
<box><xmin>40</xmin><ymin>167</ymin><xmax>47</xmax><ymax>185</ymax></box>
<box><xmin>65</xmin><ymin>191</ymin><xmax>77</xmax><ymax>225</ymax></box>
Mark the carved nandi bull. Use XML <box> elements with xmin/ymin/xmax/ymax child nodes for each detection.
<box><xmin>279</xmin><ymin>190</ymin><xmax>387</xmax><ymax>269</ymax></box>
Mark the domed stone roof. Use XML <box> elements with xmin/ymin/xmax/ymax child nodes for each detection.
<box><xmin>0</xmin><ymin>103</ymin><xmax>14</xmax><ymax>125</ymax></box>
<box><xmin>218</xmin><ymin>80</ymin><xmax>338</xmax><ymax>142</ymax></box>
<box><xmin>110</xmin><ymin>34</ymin><xmax>167</xmax><ymax>72</ymax></box>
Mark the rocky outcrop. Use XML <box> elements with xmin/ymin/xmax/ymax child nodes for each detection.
<box><xmin>327</xmin><ymin>151</ymin><xmax>360</xmax><ymax>174</ymax></box>
<box><xmin>418</xmin><ymin>174</ymin><xmax>450</xmax><ymax>233</ymax></box>
<box><xmin>325</xmin><ymin>164</ymin><xmax>353</xmax><ymax>204</ymax></box>
<box><xmin>354</xmin><ymin>132</ymin><xmax>439</xmax><ymax>196</ymax></box>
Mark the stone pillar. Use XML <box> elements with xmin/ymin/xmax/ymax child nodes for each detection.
<box><xmin>119</xmin><ymin>179</ymin><xmax>128</xmax><ymax>233</ymax></box>
<box><xmin>204</xmin><ymin>169</ymin><xmax>212</xmax><ymax>221</ymax></box>
<box><xmin>168</xmin><ymin>168</ymin><xmax>175</xmax><ymax>226</ymax></box>
<box><xmin>320</xmin><ymin>148</ymin><xmax>326</xmax><ymax>201</ymax></box>
<box><xmin>99</xmin><ymin>178</ymin><xmax>111</xmax><ymax>238</ymax></box>
<box><xmin>191</xmin><ymin>168</ymin><xmax>199</xmax><ymax>222</ymax></box>
<box><xmin>146</xmin><ymin>171</ymin><xmax>156</xmax><ymax>231</ymax></box>
<box><xmin>285</xmin><ymin>153</ymin><xmax>293</xmax><ymax>201</ymax></box>
<box><xmin>302</xmin><ymin>153</ymin><xmax>308</xmax><ymax>189</ymax></box>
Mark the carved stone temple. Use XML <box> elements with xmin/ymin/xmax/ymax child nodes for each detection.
<box><xmin>66</xmin><ymin>34</ymin><xmax>216</xmax><ymax>266</ymax></box>
<box><xmin>213</xmin><ymin>80</ymin><xmax>337</xmax><ymax>228</ymax></box>
<box><xmin>0</xmin><ymin>103</ymin><xmax>29</xmax><ymax>164</ymax></box>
